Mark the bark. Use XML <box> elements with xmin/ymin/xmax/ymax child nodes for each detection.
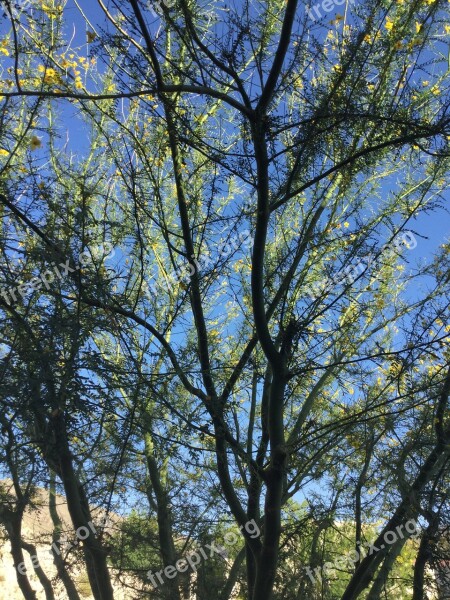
<box><xmin>412</xmin><ymin>515</ymin><xmax>439</xmax><ymax>600</ymax></box>
<box><xmin>50</xmin><ymin>412</ymin><xmax>114</xmax><ymax>600</ymax></box>
<box><xmin>252</xmin><ymin>367</ymin><xmax>288</xmax><ymax>600</ymax></box>
<box><xmin>366</xmin><ymin>541</ymin><xmax>405</xmax><ymax>600</ymax></box>
<box><xmin>145</xmin><ymin>432</ymin><xmax>181</xmax><ymax>600</ymax></box>
<box><xmin>3</xmin><ymin>513</ymin><xmax>37</xmax><ymax>600</ymax></box>
<box><xmin>342</xmin><ymin>367</ymin><xmax>450</xmax><ymax>600</ymax></box>
<box><xmin>354</xmin><ymin>439</ymin><xmax>374</xmax><ymax>568</ymax></box>
<box><xmin>341</xmin><ymin>440</ymin><xmax>450</xmax><ymax>600</ymax></box>
<box><xmin>49</xmin><ymin>472</ymin><xmax>82</xmax><ymax>600</ymax></box>
<box><xmin>218</xmin><ymin>547</ymin><xmax>246</xmax><ymax>600</ymax></box>
<box><xmin>22</xmin><ymin>541</ymin><xmax>55</xmax><ymax>600</ymax></box>
<box><xmin>246</xmin><ymin>366</ymin><xmax>271</xmax><ymax>595</ymax></box>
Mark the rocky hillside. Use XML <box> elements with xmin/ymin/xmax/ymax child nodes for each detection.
<box><xmin>0</xmin><ymin>481</ymin><xmax>131</xmax><ymax>600</ymax></box>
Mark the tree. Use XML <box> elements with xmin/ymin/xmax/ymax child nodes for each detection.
<box><xmin>1</xmin><ymin>0</ymin><xmax>450</xmax><ymax>599</ymax></box>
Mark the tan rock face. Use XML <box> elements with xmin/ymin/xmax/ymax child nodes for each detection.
<box><xmin>0</xmin><ymin>482</ymin><xmax>129</xmax><ymax>599</ymax></box>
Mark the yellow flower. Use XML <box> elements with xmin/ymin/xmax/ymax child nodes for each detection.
<box><xmin>385</xmin><ymin>18</ymin><xmax>394</xmax><ymax>32</ymax></box>
<box><xmin>0</xmin><ymin>47</ymin><xmax>9</xmax><ymax>56</ymax></box>
<box><xmin>43</xmin><ymin>68</ymin><xmax>62</xmax><ymax>85</ymax></box>
<box><xmin>30</xmin><ymin>136</ymin><xmax>42</xmax><ymax>150</ymax></box>
<box><xmin>422</xmin><ymin>80</ymin><xmax>429</xmax><ymax>86</ymax></box>
<box><xmin>42</xmin><ymin>4</ymin><xmax>63</xmax><ymax>18</ymax></box>
<box><xmin>343</xmin><ymin>221</ymin><xmax>350</xmax><ymax>228</ymax></box>
<box><xmin>445</xmin><ymin>25</ymin><xmax>450</xmax><ymax>35</ymax></box>
<box><xmin>415</xmin><ymin>22</ymin><xmax>422</xmax><ymax>34</ymax></box>
<box><xmin>0</xmin><ymin>148</ymin><xmax>9</xmax><ymax>156</ymax></box>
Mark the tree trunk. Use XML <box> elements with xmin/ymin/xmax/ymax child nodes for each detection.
<box><xmin>50</xmin><ymin>412</ymin><xmax>114</xmax><ymax>600</ymax></box>
<box><xmin>341</xmin><ymin>440</ymin><xmax>450</xmax><ymax>600</ymax></box>
<box><xmin>412</xmin><ymin>515</ymin><xmax>439</xmax><ymax>600</ymax></box>
<box><xmin>366</xmin><ymin>541</ymin><xmax>405</xmax><ymax>600</ymax></box>
<box><xmin>252</xmin><ymin>367</ymin><xmax>287</xmax><ymax>600</ymax></box>
<box><xmin>145</xmin><ymin>432</ymin><xmax>182</xmax><ymax>600</ymax></box>
<box><xmin>4</xmin><ymin>514</ymin><xmax>38</xmax><ymax>600</ymax></box>
<box><xmin>218</xmin><ymin>547</ymin><xmax>246</xmax><ymax>600</ymax></box>
<box><xmin>22</xmin><ymin>541</ymin><xmax>55</xmax><ymax>600</ymax></box>
<box><xmin>49</xmin><ymin>472</ymin><xmax>82</xmax><ymax>600</ymax></box>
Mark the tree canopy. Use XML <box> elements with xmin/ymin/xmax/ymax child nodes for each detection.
<box><xmin>0</xmin><ymin>0</ymin><xmax>449</xmax><ymax>599</ymax></box>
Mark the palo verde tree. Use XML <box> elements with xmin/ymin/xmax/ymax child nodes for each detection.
<box><xmin>1</xmin><ymin>0</ymin><xmax>450</xmax><ymax>599</ymax></box>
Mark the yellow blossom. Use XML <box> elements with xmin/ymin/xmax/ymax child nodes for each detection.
<box><xmin>385</xmin><ymin>18</ymin><xmax>394</xmax><ymax>32</ymax></box>
<box><xmin>43</xmin><ymin>68</ymin><xmax>62</xmax><ymax>85</ymax></box>
<box><xmin>42</xmin><ymin>4</ymin><xmax>63</xmax><ymax>19</ymax></box>
<box><xmin>0</xmin><ymin>148</ymin><xmax>9</xmax><ymax>156</ymax></box>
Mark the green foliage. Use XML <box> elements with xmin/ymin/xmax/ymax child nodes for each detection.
<box><xmin>0</xmin><ymin>0</ymin><xmax>449</xmax><ymax>599</ymax></box>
